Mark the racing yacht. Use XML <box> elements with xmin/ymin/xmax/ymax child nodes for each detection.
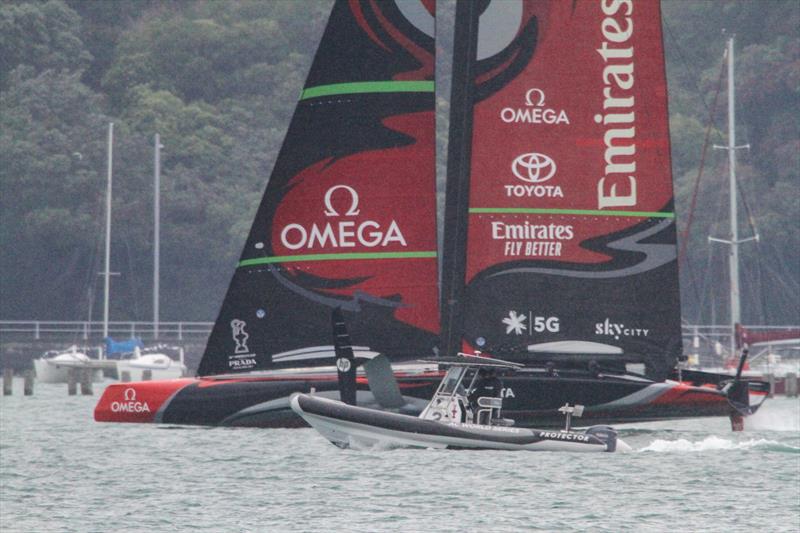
<box><xmin>96</xmin><ymin>0</ymin><xmax>766</xmax><ymax>431</ymax></box>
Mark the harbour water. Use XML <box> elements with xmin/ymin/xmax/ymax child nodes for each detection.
<box><xmin>1</xmin><ymin>380</ymin><xmax>798</xmax><ymax>532</ymax></box>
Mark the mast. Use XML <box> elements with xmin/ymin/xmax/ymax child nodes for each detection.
<box><xmin>102</xmin><ymin>122</ymin><xmax>113</xmax><ymax>348</ymax></box>
<box><xmin>440</xmin><ymin>1</ymin><xmax>480</xmax><ymax>358</ymax></box>
<box><xmin>726</xmin><ymin>37</ymin><xmax>740</xmax><ymax>335</ymax></box>
<box><xmin>710</xmin><ymin>37</ymin><xmax>754</xmax><ymax>355</ymax></box>
<box><xmin>153</xmin><ymin>134</ymin><xmax>161</xmax><ymax>340</ymax></box>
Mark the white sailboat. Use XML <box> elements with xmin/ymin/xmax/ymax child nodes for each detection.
<box><xmin>698</xmin><ymin>38</ymin><xmax>800</xmax><ymax>384</ymax></box>
<box><xmin>34</xmin><ymin>125</ymin><xmax>186</xmax><ymax>383</ymax></box>
<box><xmin>116</xmin><ymin>346</ymin><xmax>186</xmax><ymax>382</ymax></box>
<box><xmin>33</xmin><ymin>346</ymin><xmax>103</xmax><ymax>384</ymax></box>
<box><xmin>33</xmin><ymin>123</ymin><xmax>117</xmax><ymax>384</ymax></box>
<box><xmin>107</xmin><ymin>133</ymin><xmax>186</xmax><ymax>381</ymax></box>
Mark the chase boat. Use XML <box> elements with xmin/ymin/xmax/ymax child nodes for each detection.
<box><xmin>290</xmin><ymin>353</ymin><xmax>628</xmax><ymax>453</ymax></box>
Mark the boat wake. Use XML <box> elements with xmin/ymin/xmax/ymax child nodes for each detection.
<box><xmin>746</xmin><ymin>408</ymin><xmax>800</xmax><ymax>432</ymax></box>
<box><xmin>639</xmin><ymin>436</ymin><xmax>799</xmax><ymax>454</ymax></box>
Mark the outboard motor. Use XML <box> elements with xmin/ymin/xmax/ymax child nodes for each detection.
<box><xmin>585</xmin><ymin>425</ymin><xmax>618</xmax><ymax>452</ymax></box>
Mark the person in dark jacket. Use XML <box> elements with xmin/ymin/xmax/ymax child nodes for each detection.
<box><xmin>468</xmin><ymin>368</ymin><xmax>503</xmax><ymax>423</ymax></box>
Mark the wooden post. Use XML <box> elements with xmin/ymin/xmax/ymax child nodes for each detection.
<box><xmin>68</xmin><ymin>368</ymin><xmax>78</xmax><ymax>395</ymax></box>
<box><xmin>786</xmin><ymin>373</ymin><xmax>798</xmax><ymax>398</ymax></box>
<box><xmin>3</xmin><ymin>368</ymin><xmax>12</xmax><ymax>396</ymax></box>
<box><xmin>80</xmin><ymin>368</ymin><xmax>93</xmax><ymax>395</ymax></box>
<box><xmin>142</xmin><ymin>369</ymin><xmax>152</xmax><ymax>381</ymax></box>
<box><xmin>120</xmin><ymin>370</ymin><xmax>131</xmax><ymax>383</ymax></box>
<box><xmin>23</xmin><ymin>370</ymin><xmax>34</xmax><ymax>396</ymax></box>
<box><xmin>767</xmin><ymin>373</ymin><xmax>775</xmax><ymax>398</ymax></box>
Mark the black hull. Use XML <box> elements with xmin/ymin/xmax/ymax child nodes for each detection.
<box><xmin>96</xmin><ymin>369</ymin><xmax>733</xmax><ymax>428</ymax></box>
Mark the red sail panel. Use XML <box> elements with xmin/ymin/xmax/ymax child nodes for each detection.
<box><xmin>199</xmin><ymin>0</ymin><xmax>438</xmax><ymax>376</ymax></box>
<box><xmin>469</xmin><ymin>0</ymin><xmax>671</xmax><ymax>276</ymax></box>
<box><xmin>269</xmin><ymin>111</ymin><xmax>437</xmax><ymax>333</ymax></box>
<box><xmin>455</xmin><ymin>0</ymin><xmax>681</xmax><ymax>378</ymax></box>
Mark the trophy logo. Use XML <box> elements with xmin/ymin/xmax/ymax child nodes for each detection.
<box><xmin>231</xmin><ymin>319</ymin><xmax>250</xmax><ymax>354</ymax></box>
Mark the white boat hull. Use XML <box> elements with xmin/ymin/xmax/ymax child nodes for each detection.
<box><xmin>116</xmin><ymin>357</ymin><xmax>186</xmax><ymax>382</ymax></box>
<box><xmin>290</xmin><ymin>393</ymin><xmax>626</xmax><ymax>452</ymax></box>
<box><xmin>33</xmin><ymin>358</ymin><xmax>104</xmax><ymax>384</ymax></box>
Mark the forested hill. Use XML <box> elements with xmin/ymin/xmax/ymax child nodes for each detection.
<box><xmin>1</xmin><ymin>0</ymin><xmax>797</xmax><ymax>326</ymax></box>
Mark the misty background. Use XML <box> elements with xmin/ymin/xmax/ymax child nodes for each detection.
<box><xmin>1</xmin><ymin>0</ymin><xmax>797</xmax><ymax>327</ymax></box>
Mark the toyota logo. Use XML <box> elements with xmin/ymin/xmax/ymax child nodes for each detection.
<box><xmin>511</xmin><ymin>152</ymin><xmax>557</xmax><ymax>183</ymax></box>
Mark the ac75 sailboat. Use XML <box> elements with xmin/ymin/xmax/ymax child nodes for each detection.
<box><xmin>96</xmin><ymin>0</ymin><xmax>765</xmax><ymax>430</ymax></box>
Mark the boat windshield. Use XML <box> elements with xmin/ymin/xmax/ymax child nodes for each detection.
<box><xmin>439</xmin><ymin>367</ymin><xmax>466</xmax><ymax>394</ymax></box>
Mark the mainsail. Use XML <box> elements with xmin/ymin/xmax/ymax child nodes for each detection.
<box><xmin>442</xmin><ymin>0</ymin><xmax>681</xmax><ymax>380</ymax></box>
<box><xmin>199</xmin><ymin>0</ymin><xmax>438</xmax><ymax>376</ymax></box>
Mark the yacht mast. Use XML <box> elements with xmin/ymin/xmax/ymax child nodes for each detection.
<box><xmin>102</xmin><ymin>122</ymin><xmax>114</xmax><ymax>349</ymax></box>
<box><xmin>153</xmin><ymin>134</ymin><xmax>162</xmax><ymax>340</ymax></box>
<box><xmin>710</xmin><ymin>37</ymin><xmax>755</xmax><ymax>355</ymax></box>
<box><xmin>727</xmin><ymin>37</ymin><xmax>740</xmax><ymax>331</ymax></box>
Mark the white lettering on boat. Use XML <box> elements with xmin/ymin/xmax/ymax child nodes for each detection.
<box><xmin>453</xmin><ymin>422</ymin><xmax>522</xmax><ymax>434</ymax></box>
<box><xmin>595</xmin><ymin>0</ymin><xmax>637</xmax><ymax>209</ymax></box>
<box><xmin>111</xmin><ymin>388</ymin><xmax>151</xmax><ymax>413</ymax></box>
<box><xmin>499</xmin><ymin>88</ymin><xmax>570</xmax><ymax>125</ymax></box>
<box><xmin>490</xmin><ymin>222</ymin><xmax>573</xmax><ymax>258</ymax></box>
<box><xmin>595</xmin><ymin>318</ymin><xmax>649</xmax><ymax>340</ymax></box>
<box><xmin>540</xmin><ymin>431</ymin><xmax>591</xmax><ymax>442</ymax></box>
<box><xmin>280</xmin><ymin>185</ymin><xmax>407</xmax><ymax>250</ymax></box>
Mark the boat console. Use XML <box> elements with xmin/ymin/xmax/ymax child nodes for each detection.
<box><xmin>418</xmin><ymin>354</ymin><xmax>521</xmax><ymax>426</ymax></box>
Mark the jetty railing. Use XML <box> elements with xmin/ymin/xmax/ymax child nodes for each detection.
<box><xmin>2</xmin><ymin>321</ymin><xmax>796</xmax><ymax>347</ymax></box>
<box><xmin>0</xmin><ymin>320</ymin><xmax>214</xmax><ymax>341</ymax></box>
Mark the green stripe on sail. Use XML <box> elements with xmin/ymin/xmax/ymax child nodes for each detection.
<box><xmin>300</xmin><ymin>81</ymin><xmax>434</xmax><ymax>100</ymax></box>
<box><xmin>239</xmin><ymin>250</ymin><xmax>437</xmax><ymax>267</ymax></box>
<box><xmin>469</xmin><ymin>207</ymin><xmax>674</xmax><ymax>218</ymax></box>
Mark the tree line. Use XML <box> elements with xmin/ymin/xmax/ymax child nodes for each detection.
<box><xmin>1</xmin><ymin>0</ymin><xmax>797</xmax><ymax>326</ymax></box>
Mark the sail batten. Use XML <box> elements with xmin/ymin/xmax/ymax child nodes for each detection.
<box><xmin>300</xmin><ymin>80</ymin><xmax>435</xmax><ymax>99</ymax></box>
<box><xmin>469</xmin><ymin>208</ymin><xmax>675</xmax><ymax>218</ymax></box>
<box><xmin>239</xmin><ymin>251</ymin><xmax>438</xmax><ymax>266</ymax></box>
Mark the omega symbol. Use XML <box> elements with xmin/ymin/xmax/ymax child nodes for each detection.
<box><xmin>524</xmin><ymin>88</ymin><xmax>546</xmax><ymax>107</ymax></box>
<box><xmin>324</xmin><ymin>185</ymin><xmax>360</xmax><ymax>217</ymax></box>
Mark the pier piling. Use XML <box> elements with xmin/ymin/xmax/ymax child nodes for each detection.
<box><xmin>3</xmin><ymin>368</ymin><xmax>12</xmax><ymax>395</ymax></box>
<box><xmin>67</xmin><ymin>368</ymin><xmax>78</xmax><ymax>395</ymax></box>
<box><xmin>767</xmin><ymin>373</ymin><xmax>775</xmax><ymax>398</ymax></box>
<box><xmin>23</xmin><ymin>370</ymin><xmax>34</xmax><ymax>396</ymax></box>
<box><xmin>80</xmin><ymin>369</ymin><xmax>93</xmax><ymax>395</ymax></box>
<box><xmin>786</xmin><ymin>373</ymin><xmax>798</xmax><ymax>398</ymax></box>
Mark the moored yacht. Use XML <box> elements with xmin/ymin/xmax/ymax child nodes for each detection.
<box><xmin>33</xmin><ymin>346</ymin><xmax>104</xmax><ymax>384</ymax></box>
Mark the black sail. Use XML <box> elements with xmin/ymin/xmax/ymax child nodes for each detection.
<box><xmin>199</xmin><ymin>1</ymin><xmax>439</xmax><ymax>376</ymax></box>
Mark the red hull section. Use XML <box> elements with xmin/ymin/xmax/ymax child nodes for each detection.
<box><xmin>94</xmin><ymin>379</ymin><xmax>195</xmax><ymax>423</ymax></box>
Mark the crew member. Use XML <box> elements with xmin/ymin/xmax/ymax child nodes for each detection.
<box><xmin>469</xmin><ymin>367</ymin><xmax>503</xmax><ymax>424</ymax></box>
